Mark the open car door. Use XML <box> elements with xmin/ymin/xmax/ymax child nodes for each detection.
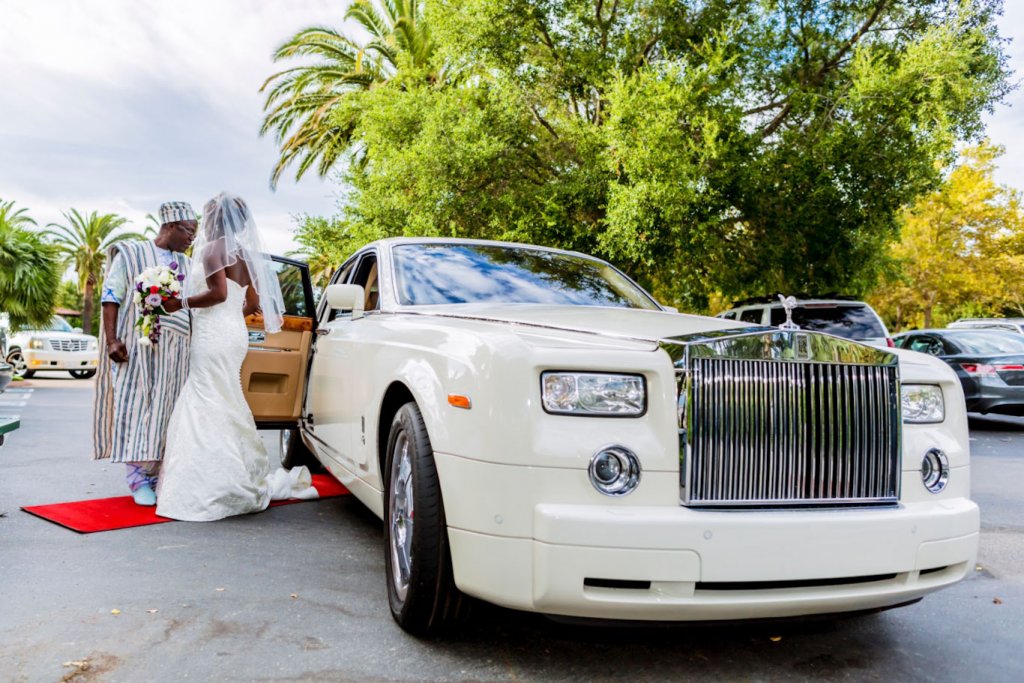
<box><xmin>242</xmin><ymin>255</ymin><xmax>316</xmax><ymax>429</ymax></box>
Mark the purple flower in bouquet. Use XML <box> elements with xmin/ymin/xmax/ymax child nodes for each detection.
<box><xmin>170</xmin><ymin>261</ymin><xmax>178</xmax><ymax>271</ymax></box>
<box><xmin>145</xmin><ymin>293</ymin><xmax>163</xmax><ymax>307</ymax></box>
<box><xmin>176</xmin><ymin>273</ymin><xmax>186</xmax><ymax>281</ymax></box>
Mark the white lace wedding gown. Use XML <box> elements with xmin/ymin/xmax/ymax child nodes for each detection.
<box><xmin>156</xmin><ymin>279</ymin><xmax>318</xmax><ymax>522</ymax></box>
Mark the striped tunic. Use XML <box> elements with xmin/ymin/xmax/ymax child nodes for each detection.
<box><xmin>93</xmin><ymin>241</ymin><xmax>191</xmax><ymax>463</ymax></box>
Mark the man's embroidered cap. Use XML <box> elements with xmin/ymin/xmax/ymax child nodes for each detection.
<box><xmin>159</xmin><ymin>201</ymin><xmax>195</xmax><ymax>226</ymax></box>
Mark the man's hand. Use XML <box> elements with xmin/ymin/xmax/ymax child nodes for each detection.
<box><xmin>163</xmin><ymin>297</ymin><xmax>183</xmax><ymax>314</ymax></box>
<box><xmin>107</xmin><ymin>339</ymin><xmax>129</xmax><ymax>363</ymax></box>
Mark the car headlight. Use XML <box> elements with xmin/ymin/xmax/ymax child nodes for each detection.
<box><xmin>541</xmin><ymin>372</ymin><xmax>646</xmax><ymax>416</ymax></box>
<box><xmin>88</xmin><ymin>339</ymin><xmax>98</xmax><ymax>351</ymax></box>
<box><xmin>901</xmin><ymin>384</ymin><xmax>944</xmax><ymax>423</ymax></box>
<box><xmin>29</xmin><ymin>338</ymin><xmax>45</xmax><ymax>350</ymax></box>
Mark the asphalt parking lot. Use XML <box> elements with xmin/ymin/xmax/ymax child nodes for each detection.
<box><xmin>1</xmin><ymin>375</ymin><xmax>1022</xmax><ymax>682</ymax></box>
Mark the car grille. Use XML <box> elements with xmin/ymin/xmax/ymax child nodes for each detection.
<box><xmin>684</xmin><ymin>357</ymin><xmax>900</xmax><ymax>507</ymax></box>
<box><xmin>48</xmin><ymin>339</ymin><xmax>89</xmax><ymax>352</ymax></box>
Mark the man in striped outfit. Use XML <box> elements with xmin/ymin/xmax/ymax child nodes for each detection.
<box><xmin>93</xmin><ymin>202</ymin><xmax>196</xmax><ymax>505</ymax></box>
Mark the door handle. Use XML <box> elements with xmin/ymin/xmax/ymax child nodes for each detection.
<box><xmin>315</xmin><ymin>328</ymin><xmax>330</xmax><ymax>337</ymax></box>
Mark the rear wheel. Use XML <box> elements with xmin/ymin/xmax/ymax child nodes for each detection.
<box><xmin>69</xmin><ymin>370</ymin><xmax>96</xmax><ymax>379</ymax></box>
<box><xmin>384</xmin><ymin>402</ymin><xmax>469</xmax><ymax>636</ymax></box>
<box><xmin>6</xmin><ymin>350</ymin><xmax>33</xmax><ymax>379</ymax></box>
<box><xmin>279</xmin><ymin>427</ymin><xmax>322</xmax><ymax>471</ymax></box>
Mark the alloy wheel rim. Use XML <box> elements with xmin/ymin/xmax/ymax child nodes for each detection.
<box><xmin>8</xmin><ymin>352</ymin><xmax>26</xmax><ymax>379</ymax></box>
<box><xmin>388</xmin><ymin>431</ymin><xmax>414</xmax><ymax>602</ymax></box>
<box><xmin>280</xmin><ymin>429</ymin><xmax>292</xmax><ymax>459</ymax></box>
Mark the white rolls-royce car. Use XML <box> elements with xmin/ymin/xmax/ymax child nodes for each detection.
<box><xmin>242</xmin><ymin>239</ymin><xmax>978</xmax><ymax>636</ymax></box>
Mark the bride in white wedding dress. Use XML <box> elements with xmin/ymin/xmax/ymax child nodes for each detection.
<box><xmin>155</xmin><ymin>192</ymin><xmax>318</xmax><ymax>522</ymax></box>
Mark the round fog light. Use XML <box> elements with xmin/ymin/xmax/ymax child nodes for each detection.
<box><xmin>589</xmin><ymin>446</ymin><xmax>640</xmax><ymax>496</ymax></box>
<box><xmin>921</xmin><ymin>448</ymin><xmax>949</xmax><ymax>493</ymax></box>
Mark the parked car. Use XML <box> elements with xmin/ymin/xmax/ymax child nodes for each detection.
<box><xmin>242</xmin><ymin>239</ymin><xmax>977</xmax><ymax>635</ymax></box>
<box><xmin>5</xmin><ymin>315</ymin><xmax>99</xmax><ymax>380</ymax></box>
<box><xmin>0</xmin><ymin>360</ymin><xmax>12</xmax><ymax>393</ymax></box>
<box><xmin>947</xmin><ymin>318</ymin><xmax>1024</xmax><ymax>334</ymax></box>
<box><xmin>894</xmin><ymin>328</ymin><xmax>1024</xmax><ymax>416</ymax></box>
<box><xmin>716</xmin><ymin>297</ymin><xmax>893</xmax><ymax>347</ymax></box>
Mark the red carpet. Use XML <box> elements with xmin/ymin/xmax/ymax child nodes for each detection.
<box><xmin>21</xmin><ymin>474</ymin><xmax>350</xmax><ymax>533</ymax></box>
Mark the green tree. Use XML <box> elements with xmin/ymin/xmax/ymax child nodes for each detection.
<box><xmin>304</xmin><ymin>0</ymin><xmax>1010</xmax><ymax>309</ymax></box>
<box><xmin>0</xmin><ymin>200</ymin><xmax>62</xmax><ymax>329</ymax></box>
<box><xmin>260</xmin><ymin>0</ymin><xmax>436</xmax><ymax>187</ymax></box>
<box><xmin>870</xmin><ymin>142</ymin><xmax>1024</xmax><ymax>330</ymax></box>
<box><xmin>43</xmin><ymin>210</ymin><xmax>145</xmax><ymax>335</ymax></box>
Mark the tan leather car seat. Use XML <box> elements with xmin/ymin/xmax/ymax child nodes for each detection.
<box><xmin>364</xmin><ymin>262</ymin><xmax>379</xmax><ymax>311</ymax></box>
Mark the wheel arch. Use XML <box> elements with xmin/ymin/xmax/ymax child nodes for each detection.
<box><xmin>377</xmin><ymin>381</ymin><xmax>417</xmax><ymax>484</ymax></box>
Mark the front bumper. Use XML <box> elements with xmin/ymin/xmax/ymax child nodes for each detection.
<box><xmin>24</xmin><ymin>349</ymin><xmax>98</xmax><ymax>371</ymax></box>
<box><xmin>438</xmin><ymin>454</ymin><xmax>979</xmax><ymax>621</ymax></box>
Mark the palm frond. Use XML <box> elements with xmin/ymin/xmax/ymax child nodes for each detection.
<box><xmin>261</xmin><ymin>0</ymin><xmax>435</xmax><ymax>186</ymax></box>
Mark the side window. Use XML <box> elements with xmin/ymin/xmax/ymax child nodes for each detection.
<box><xmin>266</xmin><ymin>258</ymin><xmax>315</xmax><ymax>319</ymax></box>
<box><xmin>720</xmin><ymin>310</ymin><xmax>737</xmax><ymax>320</ymax></box>
<box><xmin>908</xmin><ymin>335</ymin><xmax>942</xmax><ymax>356</ymax></box>
<box><xmin>268</xmin><ymin>261</ymin><xmax>309</xmax><ymax>317</ymax></box>
<box><xmin>739</xmin><ymin>308</ymin><xmax>763</xmax><ymax>324</ymax></box>
<box><xmin>939</xmin><ymin>337</ymin><xmax>960</xmax><ymax>355</ymax></box>
<box><xmin>322</xmin><ymin>258</ymin><xmax>357</xmax><ymax>323</ymax></box>
<box><xmin>350</xmin><ymin>252</ymin><xmax>380</xmax><ymax>312</ymax></box>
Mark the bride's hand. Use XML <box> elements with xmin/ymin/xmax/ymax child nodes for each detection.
<box><xmin>164</xmin><ymin>297</ymin><xmax>184</xmax><ymax>314</ymax></box>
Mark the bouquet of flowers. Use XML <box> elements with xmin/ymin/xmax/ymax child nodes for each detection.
<box><xmin>133</xmin><ymin>262</ymin><xmax>185</xmax><ymax>347</ymax></box>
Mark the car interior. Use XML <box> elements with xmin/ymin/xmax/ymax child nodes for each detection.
<box><xmin>240</xmin><ymin>258</ymin><xmax>314</xmax><ymax>425</ymax></box>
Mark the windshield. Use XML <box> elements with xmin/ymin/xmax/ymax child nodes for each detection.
<box><xmin>947</xmin><ymin>331</ymin><xmax>1024</xmax><ymax>355</ymax></box>
<box><xmin>769</xmin><ymin>304</ymin><xmax>886</xmax><ymax>339</ymax></box>
<box><xmin>46</xmin><ymin>316</ymin><xmax>74</xmax><ymax>332</ymax></box>
<box><xmin>391</xmin><ymin>244</ymin><xmax>660</xmax><ymax>309</ymax></box>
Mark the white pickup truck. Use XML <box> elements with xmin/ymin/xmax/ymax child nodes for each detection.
<box><xmin>4</xmin><ymin>315</ymin><xmax>99</xmax><ymax>380</ymax></box>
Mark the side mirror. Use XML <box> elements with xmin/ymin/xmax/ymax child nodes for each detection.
<box><xmin>73</xmin><ymin>327</ymin><xmax>83</xmax><ymax>334</ymax></box>
<box><xmin>662</xmin><ymin>306</ymin><xmax>679</xmax><ymax>314</ymax></box>
<box><xmin>325</xmin><ymin>284</ymin><xmax>365</xmax><ymax>320</ymax></box>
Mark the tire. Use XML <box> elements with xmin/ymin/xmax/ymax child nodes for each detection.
<box><xmin>383</xmin><ymin>402</ymin><xmax>470</xmax><ymax>636</ymax></box>
<box><xmin>69</xmin><ymin>370</ymin><xmax>96</xmax><ymax>379</ymax></box>
<box><xmin>5</xmin><ymin>350</ymin><xmax>33</xmax><ymax>380</ymax></box>
<box><xmin>279</xmin><ymin>427</ymin><xmax>323</xmax><ymax>471</ymax></box>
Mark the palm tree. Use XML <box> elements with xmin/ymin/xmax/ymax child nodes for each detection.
<box><xmin>43</xmin><ymin>210</ymin><xmax>146</xmax><ymax>335</ymax></box>
<box><xmin>0</xmin><ymin>200</ymin><xmax>62</xmax><ymax>331</ymax></box>
<box><xmin>260</xmin><ymin>0</ymin><xmax>436</xmax><ymax>188</ymax></box>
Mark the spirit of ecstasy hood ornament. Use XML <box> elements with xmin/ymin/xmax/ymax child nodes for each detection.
<box><xmin>778</xmin><ymin>294</ymin><xmax>800</xmax><ymax>331</ymax></box>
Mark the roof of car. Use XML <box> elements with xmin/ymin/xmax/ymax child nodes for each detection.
<box><xmin>950</xmin><ymin>318</ymin><xmax>1024</xmax><ymax>324</ymax></box>
<box><xmin>896</xmin><ymin>328</ymin><xmax>1021</xmax><ymax>336</ymax></box>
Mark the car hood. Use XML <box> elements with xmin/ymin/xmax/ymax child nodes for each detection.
<box><xmin>399</xmin><ymin>304</ymin><xmax>751</xmax><ymax>342</ymax></box>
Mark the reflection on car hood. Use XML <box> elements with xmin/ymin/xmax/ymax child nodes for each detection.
<box><xmin>402</xmin><ymin>304</ymin><xmax>750</xmax><ymax>342</ymax></box>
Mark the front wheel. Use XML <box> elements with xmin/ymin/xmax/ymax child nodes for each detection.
<box><xmin>279</xmin><ymin>427</ymin><xmax>322</xmax><ymax>471</ymax></box>
<box><xmin>6</xmin><ymin>350</ymin><xmax>34</xmax><ymax>379</ymax></box>
<box><xmin>384</xmin><ymin>402</ymin><xmax>469</xmax><ymax>636</ymax></box>
<box><xmin>69</xmin><ymin>370</ymin><xmax>96</xmax><ymax>379</ymax></box>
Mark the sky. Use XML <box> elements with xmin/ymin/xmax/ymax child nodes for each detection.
<box><xmin>0</xmin><ymin>0</ymin><xmax>350</xmax><ymax>254</ymax></box>
<box><xmin>1</xmin><ymin>1</ymin><xmax>1023</xmax><ymax>256</ymax></box>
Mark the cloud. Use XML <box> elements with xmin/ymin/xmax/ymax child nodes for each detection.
<box><xmin>0</xmin><ymin>0</ymin><xmax>348</xmax><ymax>254</ymax></box>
